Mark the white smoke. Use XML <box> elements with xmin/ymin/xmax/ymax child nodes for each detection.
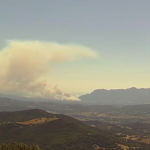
<box><xmin>0</xmin><ymin>40</ymin><xmax>98</xmax><ymax>101</ymax></box>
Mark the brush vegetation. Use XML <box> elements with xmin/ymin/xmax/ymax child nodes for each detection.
<box><xmin>0</xmin><ymin>109</ymin><xmax>150</xmax><ymax>150</ymax></box>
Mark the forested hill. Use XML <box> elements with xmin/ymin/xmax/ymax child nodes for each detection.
<box><xmin>0</xmin><ymin>109</ymin><xmax>150</xmax><ymax>150</ymax></box>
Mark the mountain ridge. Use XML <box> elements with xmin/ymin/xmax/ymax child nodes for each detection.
<box><xmin>79</xmin><ymin>87</ymin><xmax>150</xmax><ymax>105</ymax></box>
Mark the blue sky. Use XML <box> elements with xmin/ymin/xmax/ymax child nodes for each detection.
<box><xmin>0</xmin><ymin>0</ymin><xmax>150</xmax><ymax>98</ymax></box>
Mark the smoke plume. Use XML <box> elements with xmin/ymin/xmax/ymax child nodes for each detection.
<box><xmin>0</xmin><ymin>40</ymin><xmax>98</xmax><ymax>101</ymax></box>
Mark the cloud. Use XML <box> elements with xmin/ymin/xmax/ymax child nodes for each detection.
<box><xmin>0</xmin><ymin>40</ymin><xmax>98</xmax><ymax>101</ymax></box>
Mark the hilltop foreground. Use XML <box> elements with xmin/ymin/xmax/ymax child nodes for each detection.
<box><xmin>0</xmin><ymin>109</ymin><xmax>150</xmax><ymax>150</ymax></box>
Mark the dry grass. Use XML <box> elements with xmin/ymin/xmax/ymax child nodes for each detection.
<box><xmin>93</xmin><ymin>144</ymin><xmax>105</xmax><ymax>150</ymax></box>
<box><xmin>117</xmin><ymin>144</ymin><xmax>129</xmax><ymax>150</ymax></box>
<box><xmin>123</xmin><ymin>135</ymin><xmax>150</xmax><ymax>145</ymax></box>
<box><xmin>140</xmin><ymin>138</ymin><xmax>150</xmax><ymax>144</ymax></box>
<box><xmin>16</xmin><ymin>117</ymin><xmax>58</xmax><ymax>125</ymax></box>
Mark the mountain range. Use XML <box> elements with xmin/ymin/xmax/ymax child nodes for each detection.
<box><xmin>1</xmin><ymin>87</ymin><xmax>150</xmax><ymax>105</ymax></box>
<box><xmin>79</xmin><ymin>87</ymin><xmax>150</xmax><ymax>105</ymax></box>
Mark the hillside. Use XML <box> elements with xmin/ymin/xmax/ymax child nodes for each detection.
<box><xmin>0</xmin><ymin>109</ymin><xmax>150</xmax><ymax>150</ymax></box>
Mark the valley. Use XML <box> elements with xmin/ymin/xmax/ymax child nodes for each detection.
<box><xmin>1</xmin><ymin>97</ymin><xmax>150</xmax><ymax>149</ymax></box>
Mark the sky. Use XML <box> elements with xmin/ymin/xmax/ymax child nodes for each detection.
<box><xmin>0</xmin><ymin>0</ymin><xmax>150</xmax><ymax>100</ymax></box>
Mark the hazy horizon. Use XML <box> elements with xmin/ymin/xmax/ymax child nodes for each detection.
<box><xmin>1</xmin><ymin>1</ymin><xmax>150</xmax><ymax>100</ymax></box>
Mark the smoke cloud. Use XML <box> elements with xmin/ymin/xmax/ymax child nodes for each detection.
<box><xmin>0</xmin><ymin>40</ymin><xmax>98</xmax><ymax>101</ymax></box>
